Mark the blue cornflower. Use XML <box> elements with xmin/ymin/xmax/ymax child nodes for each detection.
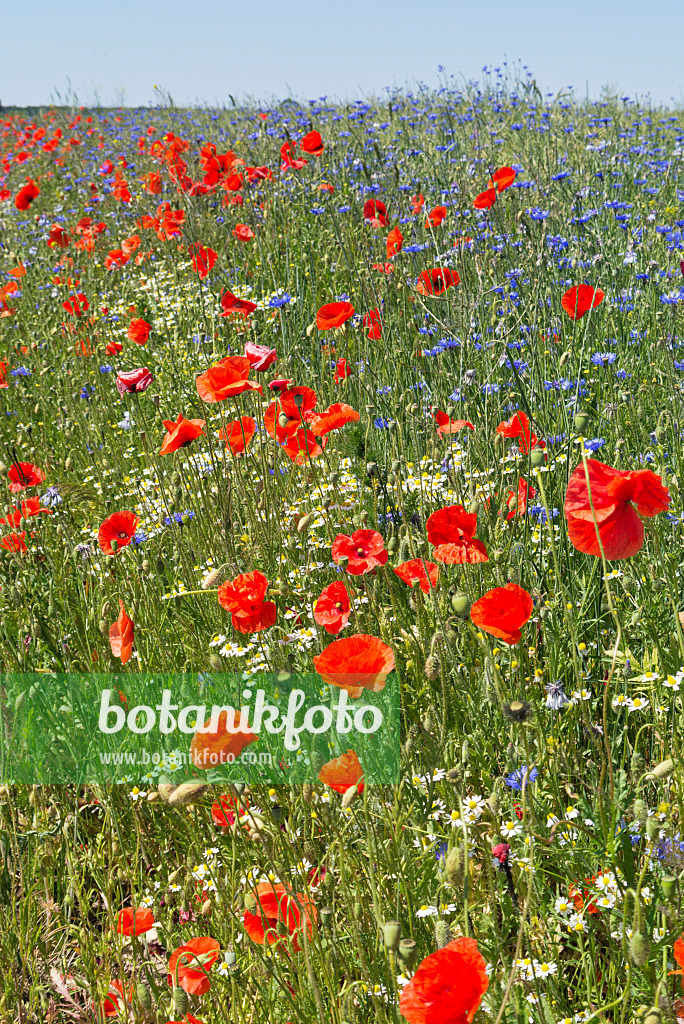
<box><xmin>551</xmin><ymin>171</ymin><xmax>571</xmax><ymax>181</ymax></box>
<box><xmin>403</xmin><ymin>243</ymin><xmax>430</xmax><ymax>254</ymax></box>
<box><xmin>133</xmin><ymin>530</ymin><xmax>148</xmax><ymax>545</ymax></box>
<box><xmin>11</xmin><ymin>367</ymin><xmax>31</xmax><ymax>377</ymax></box>
<box><xmin>504</xmin><ymin>766</ymin><xmax>539</xmax><ymax>791</ymax></box>
<box><xmin>40</xmin><ymin>486</ymin><xmax>63</xmax><ymax>507</ymax></box>
<box><xmin>591</xmin><ymin>352</ymin><xmax>617</xmax><ymax>366</ymax></box>
<box><xmin>374</xmin><ymin>417</ymin><xmax>394</xmax><ymax>429</ymax></box>
<box><xmin>99</xmin><ymin>365</ymin><xmax>113</xmax><ymax>373</ymax></box>
<box><xmin>268</xmin><ymin>293</ymin><xmax>291</xmax><ymax>308</ymax></box>
<box><xmin>584</xmin><ymin>438</ymin><xmax>606</xmax><ymax>452</ymax></box>
<box><xmin>528</xmin><ymin>208</ymin><xmax>549</xmax><ymax>221</ymax></box>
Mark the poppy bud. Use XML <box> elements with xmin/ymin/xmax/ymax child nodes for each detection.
<box><xmin>559</xmin><ymin>350</ymin><xmax>571</xmax><ymax>368</ymax></box>
<box><xmin>424</xmin><ymin>655</ymin><xmax>440</xmax><ymax>681</ymax></box>
<box><xmin>397</xmin><ymin>938</ymin><xmax>418</xmax><ymax>969</ymax></box>
<box><xmin>388</xmin><ymin>536</ymin><xmax>398</xmax><ymax>554</ymax></box>
<box><xmin>434</xmin><ymin>920</ymin><xmax>450</xmax><ymax>949</ymax></box>
<box><xmin>152</xmin><ymin>394</ymin><xmax>160</xmax><ymax>409</ymax></box>
<box><xmin>166</xmin><ymin>782</ymin><xmax>208</xmax><ymax>806</ymax></box>
<box><xmin>65</xmin><ymin>457</ymin><xmax>74</xmax><ymax>472</ymax></box>
<box><xmin>173</xmin><ymin>986</ymin><xmax>189</xmax><ymax>1015</ymax></box>
<box><xmin>646</xmin><ymin>816</ymin><xmax>660</xmax><ymax>840</ymax></box>
<box><xmin>341</xmin><ymin>783</ymin><xmax>358</xmax><ymax>808</ymax></box>
<box><xmin>110</xmin><ymin>538</ymin><xmax>118</xmax><ymax>554</ymax></box>
<box><xmin>487</xmin><ymin>790</ymin><xmax>500</xmax><ymax>817</ymax></box>
<box><xmin>297</xmin><ymin>514</ymin><xmax>313</xmax><ymax>534</ymax></box>
<box><xmin>209</xmin><ymin>654</ymin><xmax>223</xmax><ymax>672</ymax></box>
<box><xmin>450</xmin><ymin>592</ymin><xmax>472</xmax><ymax>618</ymax></box>
<box><xmin>98</xmin><ymin>619</ymin><xmax>108</xmax><ymax>636</ymax></box>
<box><xmin>444</xmin><ymin>846</ymin><xmax>466</xmax><ymax>888</ymax></box>
<box><xmin>628</xmin><ymin>931</ymin><xmax>651</xmax><ymax>967</ymax></box>
<box><xmin>632</xmin><ymin>798</ymin><xmax>647</xmax><ymax>825</ymax></box>
<box><xmin>383</xmin><ymin>920</ymin><xmax>402</xmax><ymax>950</ymax></box>
<box><xmin>643</xmin><ymin>1010</ymin><xmax>662</xmax><ymax>1024</ymax></box>
<box><xmin>201</xmin><ymin>899</ymin><xmax>212</xmax><ymax>916</ymax></box>
<box><xmin>645</xmin><ymin>758</ymin><xmax>674</xmax><ymax>781</ymax></box>
<box><xmin>302</xmin><ymin>783</ymin><xmax>313</xmax><ymax>803</ymax></box>
<box><xmin>135</xmin><ymin>982</ymin><xmax>152</xmax><ymax>1011</ymax></box>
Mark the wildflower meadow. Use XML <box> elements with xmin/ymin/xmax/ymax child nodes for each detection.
<box><xmin>3</xmin><ymin>68</ymin><xmax>684</xmax><ymax>1023</ymax></box>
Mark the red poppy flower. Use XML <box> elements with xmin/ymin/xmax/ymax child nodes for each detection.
<box><xmin>394</xmin><ymin>559</ymin><xmax>440</xmax><ymax>594</ymax></box>
<box><xmin>8</xmin><ymin>461</ymin><xmax>45</xmax><ymax>492</ymax></box>
<box><xmin>109</xmin><ymin>599</ymin><xmax>135</xmax><ymax>665</ymax></box>
<box><xmin>220</xmin><ymin>288</ymin><xmax>257</xmax><ymax>319</ymax></box>
<box><xmin>99</xmin><ymin>979</ymin><xmax>134</xmax><ymax>1018</ymax></box>
<box><xmin>399</xmin><ymin>936</ymin><xmax>489</xmax><ymax>1024</ymax></box>
<box><xmin>269</xmin><ymin>377</ymin><xmax>294</xmax><ymax>392</ymax></box>
<box><xmin>116</xmin><ymin>367</ymin><xmax>152</xmax><ymax>396</ymax></box>
<box><xmin>264</xmin><ymin>385</ymin><xmax>317</xmax><ymax>442</ymax></box>
<box><xmin>106</xmin><ymin>340</ymin><xmax>123</xmax><ymax>356</ymax></box>
<box><xmin>506</xmin><ymin>477</ymin><xmax>536</xmax><ymax>519</ymax></box>
<box><xmin>425</xmin><ymin>205</ymin><xmax>447</xmax><ymax>228</ymax></box>
<box><xmin>470</xmin><ymin>583</ymin><xmax>534</xmax><ymax>646</ymax></box>
<box><xmin>373</xmin><ymin>261</ymin><xmax>395</xmax><ymax>274</ymax></box>
<box><xmin>196</xmin><ymin>356</ymin><xmax>264</xmax><ymax>403</ymax></box>
<box><xmin>314</xmin><ymin>581</ymin><xmax>351</xmax><ymax>634</ymax></box>
<box><xmin>669</xmin><ymin>935</ymin><xmax>684</xmax><ymax>988</ymax></box>
<box><xmin>0</xmin><ymin>361</ymin><xmax>7</xmax><ymax>388</ymax></box>
<box><xmin>116</xmin><ymin>907</ymin><xmax>154</xmax><ymax>936</ymax></box>
<box><xmin>363</xmin><ymin>308</ymin><xmax>382</xmax><ymax>340</ymax></box>
<box><xmin>363</xmin><ymin>199</ymin><xmax>388</xmax><ymax>227</ymax></box>
<box><xmin>386</xmin><ymin>226</ymin><xmax>403</xmax><ymax>257</ymax></box>
<box><xmin>334</xmin><ymin>358</ymin><xmax>351</xmax><ymax>382</ymax></box>
<box><xmin>316</xmin><ymin>300</ymin><xmax>355</xmax><ymax>331</ymax></box>
<box><xmin>62</xmin><ymin>292</ymin><xmax>89</xmax><ymax>317</ymax></box>
<box><xmin>473</xmin><ymin>188</ymin><xmax>497</xmax><ymax>210</ymax></box>
<box><xmin>307</xmin><ymin>402</ymin><xmax>359</xmax><ymax>436</ymax></box>
<box><xmin>244</xmin><ymin>882</ymin><xmax>317</xmax><ymax>953</ymax></box>
<box><xmin>280</xmin><ymin>141</ymin><xmax>307</xmax><ymax>170</ymax></box>
<box><xmin>98</xmin><ymin>510</ymin><xmax>139</xmax><ymax>555</ymax></box>
<box><xmin>168</xmin><ymin>937</ymin><xmax>220</xmax><ymax>996</ymax></box>
<box><xmin>233</xmin><ymin>223</ymin><xmax>255</xmax><ymax>241</ymax></box>
<box><xmin>489</xmin><ymin>166</ymin><xmax>516</xmax><ymax>192</ymax></box>
<box><xmin>564</xmin><ymin>459</ymin><xmax>670</xmax><ymax>560</ymax></box>
<box><xmin>15</xmin><ymin>180</ymin><xmax>40</xmax><ymax>210</ymax></box>
<box><xmin>218</xmin><ymin>570</ymin><xmax>277</xmax><ymax>634</ymax></box>
<box><xmin>300</xmin><ymin>130</ymin><xmax>324</xmax><ymax>156</ymax></box>
<box><xmin>282</xmin><ymin>427</ymin><xmax>326</xmax><ymax>464</ymax></box>
<box><xmin>434</xmin><ymin>410</ymin><xmax>474</xmax><ymax>437</ymax></box>
<box><xmin>426</xmin><ymin>505</ymin><xmax>488</xmax><ymax>564</ymax></box>
<box><xmin>411</xmin><ymin>194</ymin><xmax>425</xmax><ymax>213</ymax></box>
<box><xmin>244</xmin><ymin>339</ymin><xmax>277</xmax><ymax>372</ymax></box>
<box><xmin>189</xmin><ymin>244</ymin><xmax>217</xmax><ymax>278</ymax></box>
<box><xmin>47</xmin><ymin>223</ymin><xmax>71</xmax><ymax>248</ymax></box>
<box><xmin>0</xmin><ymin>497</ymin><xmax>52</xmax><ymax>527</ymax></box>
<box><xmin>0</xmin><ymin>532</ymin><xmax>27</xmax><ymax>553</ymax></box>
<box><xmin>313</xmin><ymin>634</ymin><xmax>394</xmax><ymax>697</ymax></box>
<box><xmin>127</xmin><ymin>318</ymin><xmax>151</xmax><ymax>345</ymax></box>
<box><xmin>496</xmin><ymin>411</ymin><xmax>544</xmax><ymax>454</ymax></box>
<box><xmin>190</xmin><ymin>709</ymin><xmax>259</xmax><ymax>769</ymax></box>
<box><xmin>160</xmin><ymin>414</ymin><xmax>206</xmax><ymax>455</ymax></box>
<box><xmin>105</xmin><ymin>249</ymin><xmax>129</xmax><ymax>269</ymax></box>
<box><xmin>218</xmin><ymin>416</ymin><xmax>256</xmax><ymax>455</ymax></box>
<box><xmin>318</xmin><ymin>749</ymin><xmax>364</xmax><ymax>794</ymax></box>
<box><xmin>561</xmin><ymin>284</ymin><xmax>605</xmax><ymax>320</ymax></box>
<box><xmin>142</xmin><ymin>172</ymin><xmax>163</xmax><ymax>194</ymax></box>
<box><xmin>416</xmin><ymin>268</ymin><xmax>460</xmax><ymax>296</ymax></box>
<box><xmin>211</xmin><ymin>793</ymin><xmax>248</xmax><ymax>827</ymax></box>
<box><xmin>331</xmin><ymin>530</ymin><xmax>388</xmax><ymax>575</ymax></box>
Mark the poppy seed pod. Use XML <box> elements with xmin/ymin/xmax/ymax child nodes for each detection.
<box><xmin>397</xmin><ymin>938</ymin><xmax>418</xmax><ymax>969</ymax></box>
<box><xmin>320</xmin><ymin>906</ymin><xmax>334</xmax><ymax>929</ymax></box>
<box><xmin>573</xmin><ymin>411</ymin><xmax>592</xmax><ymax>433</ymax></box>
<box><xmin>450</xmin><ymin>592</ymin><xmax>472</xmax><ymax>618</ymax></box>
<box><xmin>341</xmin><ymin>783</ymin><xmax>359</xmax><ymax>808</ymax></box>
<box><xmin>646</xmin><ymin>816</ymin><xmax>660</xmax><ymax>840</ymax></box>
<box><xmin>661</xmin><ymin>875</ymin><xmax>677</xmax><ymax>900</ymax></box>
<box><xmin>383</xmin><ymin>920</ymin><xmax>402</xmax><ymax>950</ymax></box>
<box><xmin>503</xmin><ymin>700</ymin><xmax>533</xmax><ymax>724</ymax></box>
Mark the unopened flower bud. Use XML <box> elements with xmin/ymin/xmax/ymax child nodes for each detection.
<box><xmin>135</xmin><ymin>982</ymin><xmax>152</xmax><ymax>1011</ymax></box>
<box><xmin>434</xmin><ymin>920</ymin><xmax>450</xmax><ymax>949</ymax></box>
<box><xmin>173</xmin><ymin>987</ymin><xmax>189</xmax><ymax>1015</ymax></box>
<box><xmin>629</xmin><ymin>931</ymin><xmax>651</xmax><ymax>967</ymax></box>
<box><xmin>444</xmin><ymin>846</ymin><xmax>466</xmax><ymax>888</ymax></box>
<box><xmin>424</xmin><ymin>655</ymin><xmax>440</xmax><ymax>681</ymax></box>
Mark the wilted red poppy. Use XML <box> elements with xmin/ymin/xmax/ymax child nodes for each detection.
<box><xmin>15</xmin><ymin>180</ymin><xmax>40</xmax><ymax>210</ymax></box>
<box><xmin>244</xmin><ymin>339</ymin><xmax>277</xmax><ymax>372</ymax></box>
<box><xmin>363</xmin><ymin>309</ymin><xmax>382</xmax><ymax>340</ymax></box>
<box><xmin>116</xmin><ymin>908</ymin><xmax>154</xmax><ymax>936</ymax></box>
<box><xmin>116</xmin><ymin>367</ymin><xmax>152</xmax><ymax>396</ymax></box>
<box><xmin>331</xmin><ymin>530</ymin><xmax>388</xmax><ymax>575</ymax></box>
<box><xmin>218</xmin><ymin>570</ymin><xmax>277</xmax><ymax>634</ymax></box>
<box><xmin>470</xmin><ymin>583</ymin><xmax>534</xmax><ymax>646</ymax></box>
<box><xmin>316</xmin><ymin>301</ymin><xmax>355</xmax><ymax>331</ymax></box>
<box><xmin>127</xmin><ymin>318</ymin><xmax>151</xmax><ymax>345</ymax></box>
<box><xmin>399</xmin><ymin>936</ymin><xmax>489</xmax><ymax>1024</ymax></box>
<box><xmin>386</xmin><ymin>226</ymin><xmax>403</xmax><ymax>258</ymax></box>
<box><xmin>561</xmin><ymin>284</ymin><xmax>604</xmax><ymax>320</ymax></box>
<box><xmin>264</xmin><ymin>386</ymin><xmax>318</xmax><ymax>441</ymax></box>
<box><xmin>196</xmin><ymin>356</ymin><xmax>264</xmax><ymax>403</ymax></box>
<box><xmin>160</xmin><ymin>413</ymin><xmax>206</xmax><ymax>455</ymax></box>
<box><xmin>318</xmin><ymin>749</ymin><xmax>364</xmax><ymax>794</ymax></box>
<box><xmin>300</xmin><ymin>130</ymin><xmax>324</xmax><ymax>156</ymax></box>
<box><xmin>489</xmin><ymin>166</ymin><xmax>516</xmax><ymax>192</ymax></box>
<box><xmin>218</xmin><ymin>416</ymin><xmax>256</xmax><ymax>455</ymax></box>
<box><xmin>473</xmin><ymin>188</ymin><xmax>497</xmax><ymax>210</ymax></box>
<box><xmin>416</xmin><ymin>268</ymin><xmax>460</xmax><ymax>296</ymax></box>
<box><xmin>189</xmin><ymin>244</ymin><xmax>217</xmax><ymax>278</ymax></box>
<box><xmin>307</xmin><ymin>402</ymin><xmax>359</xmax><ymax>436</ymax></box>
<box><xmin>506</xmin><ymin>477</ymin><xmax>536</xmax><ymax>519</ymax></box>
<box><xmin>425</xmin><ymin>205</ymin><xmax>447</xmax><ymax>228</ymax></box>
<box><xmin>244</xmin><ymin>883</ymin><xmax>317</xmax><ymax>953</ymax></box>
<box><xmin>313</xmin><ymin>634</ymin><xmax>394</xmax><ymax>697</ymax></box>
<box><xmin>0</xmin><ymin>532</ymin><xmax>27</xmax><ymax>554</ymax></box>
<box><xmin>426</xmin><ymin>505</ymin><xmax>488</xmax><ymax>564</ymax></box>
<box><xmin>109</xmin><ymin>600</ymin><xmax>134</xmax><ymax>664</ymax></box>
<box><xmin>190</xmin><ymin>709</ymin><xmax>258</xmax><ymax>769</ymax></box>
<box><xmin>394</xmin><ymin>559</ymin><xmax>439</xmax><ymax>594</ymax></box>
<box><xmin>363</xmin><ymin>199</ymin><xmax>388</xmax><ymax>227</ymax></box>
<box><xmin>220</xmin><ymin>288</ymin><xmax>257</xmax><ymax>319</ymax></box>
<box><xmin>98</xmin><ymin>511</ymin><xmax>139</xmax><ymax>555</ymax></box>
<box><xmin>496</xmin><ymin>411</ymin><xmax>544</xmax><ymax>454</ymax></box>
<box><xmin>233</xmin><ymin>223</ymin><xmax>255</xmax><ymax>241</ymax></box>
<box><xmin>314</xmin><ymin>581</ymin><xmax>351</xmax><ymax>634</ymax></box>
<box><xmin>564</xmin><ymin>459</ymin><xmax>670</xmax><ymax>560</ymax></box>
<box><xmin>8</xmin><ymin>461</ymin><xmax>45</xmax><ymax>492</ymax></box>
<box><xmin>168</xmin><ymin>937</ymin><xmax>221</xmax><ymax>996</ymax></box>
<box><xmin>434</xmin><ymin>410</ymin><xmax>474</xmax><ymax>437</ymax></box>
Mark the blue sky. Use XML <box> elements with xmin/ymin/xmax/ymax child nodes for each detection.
<box><xmin>4</xmin><ymin>0</ymin><xmax>684</xmax><ymax>108</ymax></box>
